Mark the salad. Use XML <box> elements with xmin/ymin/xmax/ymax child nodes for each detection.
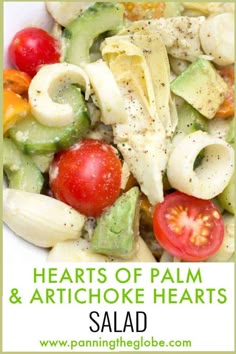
<box><xmin>3</xmin><ymin>1</ymin><xmax>235</xmax><ymax>263</ymax></box>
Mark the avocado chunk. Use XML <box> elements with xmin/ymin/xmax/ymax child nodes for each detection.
<box><xmin>218</xmin><ymin>174</ymin><xmax>235</xmax><ymax>214</ymax></box>
<box><xmin>171</xmin><ymin>58</ymin><xmax>228</xmax><ymax>118</ymax></box>
<box><xmin>176</xmin><ymin>100</ymin><xmax>208</xmax><ymax>135</ymax></box>
<box><xmin>3</xmin><ymin>138</ymin><xmax>44</xmax><ymax>193</ymax></box>
<box><xmin>91</xmin><ymin>187</ymin><xmax>140</xmax><ymax>258</ymax></box>
<box><xmin>9</xmin><ymin>85</ymin><xmax>90</xmax><ymax>155</ymax></box>
<box><xmin>64</xmin><ymin>2</ymin><xmax>124</xmax><ymax>65</ymax></box>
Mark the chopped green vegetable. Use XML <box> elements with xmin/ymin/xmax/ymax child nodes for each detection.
<box><xmin>3</xmin><ymin>138</ymin><xmax>44</xmax><ymax>193</ymax></box>
<box><xmin>171</xmin><ymin>58</ymin><xmax>228</xmax><ymax>118</ymax></box>
<box><xmin>91</xmin><ymin>187</ymin><xmax>140</xmax><ymax>258</ymax></box>
<box><xmin>9</xmin><ymin>85</ymin><xmax>90</xmax><ymax>154</ymax></box>
<box><xmin>65</xmin><ymin>2</ymin><xmax>124</xmax><ymax>65</ymax></box>
<box><xmin>176</xmin><ymin>100</ymin><xmax>208</xmax><ymax>135</ymax></box>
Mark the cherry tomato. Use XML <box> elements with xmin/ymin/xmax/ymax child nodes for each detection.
<box><xmin>121</xmin><ymin>2</ymin><xmax>165</xmax><ymax>21</ymax></box>
<box><xmin>8</xmin><ymin>27</ymin><xmax>60</xmax><ymax>77</ymax></box>
<box><xmin>153</xmin><ymin>192</ymin><xmax>224</xmax><ymax>261</ymax></box>
<box><xmin>50</xmin><ymin>139</ymin><xmax>122</xmax><ymax>217</ymax></box>
<box><xmin>215</xmin><ymin>67</ymin><xmax>234</xmax><ymax>118</ymax></box>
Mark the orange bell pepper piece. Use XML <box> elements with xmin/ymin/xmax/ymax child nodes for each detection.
<box><xmin>3</xmin><ymin>89</ymin><xmax>30</xmax><ymax>134</ymax></box>
<box><xmin>215</xmin><ymin>67</ymin><xmax>234</xmax><ymax>119</ymax></box>
<box><xmin>121</xmin><ymin>2</ymin><xmax>165</xmax><ymax>21</ymax></box>
<box><xmin>3</xmin><ymin>69</ymin><xmax>31</xmax><ymax>95</ymax></box>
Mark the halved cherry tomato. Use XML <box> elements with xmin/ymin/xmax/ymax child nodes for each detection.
<box><xmin>121</xmin><ymin>2</ymin><xmax>165</xmax><ymax>21</ymax></box>
<box><xmin>153</xmin><ymin>192</ymin><xmax>224</xmax><ymax>261</ymax></box>
<box><xmin>3</xmin><ymin>89</ymin><xmax>30</xmax><ymax>134</ymax></box>
<box><xmin>3</xmin><ymin>69</ymin><xmax>31</xmax><ymax>95</ymax></box>
<box><xmin>50</xmin><ymin>139</ymin><xmax>122</xmax><ymax>217</ymax></box>
<box><xmin>8</xmin><ymin>27</ymin><xmax>60</xmax><ymax>77</ymax></box>
<box><xmin>215</xmin><ymin>67</ymin><xmax>234</xmax><ymax>118</ymax></box>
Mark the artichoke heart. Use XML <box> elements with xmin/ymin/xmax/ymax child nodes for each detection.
<box><xmin>119</xmin><ymin>17</ymin><xmax>205</xmax><ymax>63</ymax></box>
<box><xmin>101</xmin><ymin>31</ymin><xmax>177</xmax><ymax>205</ymax></box>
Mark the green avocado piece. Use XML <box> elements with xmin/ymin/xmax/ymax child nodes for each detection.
<box><xmin>3</xmin><ymin>138</ymin><xmax>44</xmax><ymax>193</ymax></box>
<box><xmin>91</xmin><ymin>187</ymin><xmax>140</xmax><ymax>258</ymax></box>
<box><xmin>9</xmin><ymin>85</ymin><xmax>90</xmax><ymax>155</ymax></box>
<box><xmin>176</xmin><ymin>100</ymin><xmax>208</xmax><ymax>135</ymax></box>
<box><xmin>65</xmin><ymin>2</ymin><xmax>124</xmax><ymax>65</ymax></box>
<box><xmin>171</xmin><ymin>58</ymin><xmax>228</xmax><ymax>118</ymax></box>
<box><xmin>218</xmin><ymin>174</ymin><xmax>235</xmax><ymax>214</ymax></box>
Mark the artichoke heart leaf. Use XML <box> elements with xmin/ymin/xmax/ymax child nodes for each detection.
<box><xmin>101</xmin><ymin>30</ymin><xmax>177</xmax><ymax>205</ymax></box>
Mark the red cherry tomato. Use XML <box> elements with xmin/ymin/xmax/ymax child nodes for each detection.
<box><xmin>153</xmin><ymin>192</ymin><xmax>224</xmax><ymax>261</ymax></box>
<box><xmin>50</xmin><ymin>139</ymin><xmax>122</xmax><ymax>217</ymax></box>
<box><xmin>8</xmin><ymin>27</ymin><xmax>60</xmax><ymax>77</ymax></box>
